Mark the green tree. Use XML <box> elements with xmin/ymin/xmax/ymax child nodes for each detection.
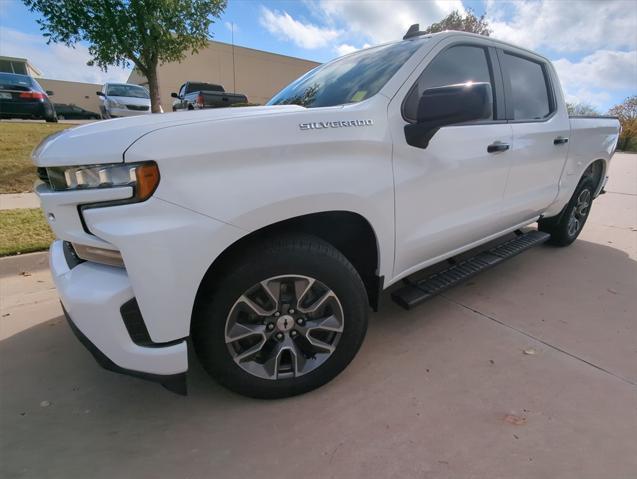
<box><xmin>608</xmin><ymin>96</ymin><xmax>637</xmax><ymax>151</ymax></box>
<box><xmin>566</xmin><ymin>102</ymin><xmax>600</xmax><ymax>116</ymax></box>
<box><xmin>423</xmin><ymin>9</ymin><xmax>491</xmax><ymax>36</ymax></box>
<box><xmin>23</xmin><ymin>0</ymin><xmax>226</xmax><ymax>113</ymax></box>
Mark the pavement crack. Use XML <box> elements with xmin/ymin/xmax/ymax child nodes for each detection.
<box><xmin>441</xmin><ymin>294</ymin><xmax>637</xmax><ymax>388</ymax></box>
<box><xmin>604</xmin><ymin>190</ymin><xmax>636</xmax><ymax>197</ymax></box>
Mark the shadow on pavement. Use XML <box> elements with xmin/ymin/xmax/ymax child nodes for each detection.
<box><xmin>1</xmin><ymin>238</ymin><xmax>635</xmax><ymax>478</ymax></box>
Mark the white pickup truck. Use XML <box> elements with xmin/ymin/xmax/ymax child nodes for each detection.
<box><xmin>33</xmin><ymin>28</ymin><xmax>619</xmax><ymax>398</ymax></box>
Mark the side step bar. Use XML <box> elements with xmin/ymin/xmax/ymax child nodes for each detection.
<box><xmin>391</xmin><ymin>230</ymin><xmax>550</xmax><ymax>310</ymax></box>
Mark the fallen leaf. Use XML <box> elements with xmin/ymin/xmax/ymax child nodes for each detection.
<box><xmin>40</xmin><ymin>400</ymin><xmax>51</xmax><ymax>408</ymax></box>
<box><xmin>2</xmin><ymin>313</ymin><xmax>9</xmax><ymax>317</ymax></box>
<box><xmin>607</xmin><ymin>288</ymin><xmax>618</xmax><ymax>295</ymax></box>
<box><xmin>504</xmin><ymin>414</ymin><xmax>527</xmax><ymax>426</ymax></box>
<box><xmin>20</xmin><ymin>271</ymin><xmax>32</xmax><ymax>277</ymax></box>
<box><xmin>523</xmin><ymin>348</ymin><xmax>537</xmax><ymax>355</ymax></box>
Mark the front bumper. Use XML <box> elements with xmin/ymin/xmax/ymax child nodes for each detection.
<box><xmin>107</xmin><ymin>106</ymin><xmax>150</xmax><ymax>118</ymax></box>
<box><xmin>50</xmin><ymin>240</ymin><xmax>188</xmax><ymax>394</ymax></box>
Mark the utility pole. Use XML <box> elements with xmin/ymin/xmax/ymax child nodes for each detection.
<box><xmin>231</xmin><ymin>22</ymin><xmax>236</xmax><ymax>94</ymax></box>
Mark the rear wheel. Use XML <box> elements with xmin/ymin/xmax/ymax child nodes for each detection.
<box><xmin>539</xmin><ymin>176</ymin><xmax>595</xmax><ymax>246</ymax></box>
<box><xmin>193</xmin><ymin>234</ymin><xmax>369</xmax><ymax>398</ymax></box>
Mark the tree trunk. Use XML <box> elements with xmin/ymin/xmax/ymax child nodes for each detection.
<box><xmin>146</xmin><ymin>61</ymin><xmax>162</xmax><ymax>113</ymax></box>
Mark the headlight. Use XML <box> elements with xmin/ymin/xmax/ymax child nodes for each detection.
<box><xmin>44</xmin><ymin>162</ymin><xmax>160</xmax><ymax>202</ymax></box>
<box><xmin>108</xmin><ymin>98</ymin><xmax>125</xmax><ymax>108</ymax></box>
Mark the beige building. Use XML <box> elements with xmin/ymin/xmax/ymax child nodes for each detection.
<box><xmin>127</xmin><ymin>40</ymin><xmax>319</xmax><ymax>112</ymax></box>
<box><xmin>0</xmin><ymin>56</ymin><xmax>42</xmax><ymax>77</ymax></box>
<box><xmin>37</xmin><ymin>78</ymin><xmax>102</xmax><ymax>113</ymax></box>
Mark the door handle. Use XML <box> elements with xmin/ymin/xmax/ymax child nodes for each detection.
<box><xmin>554</xmin><ymin>137</ymin><xmax>569</xmax><ymax>145</ymax></box>
<box><xmin>487</xmin><ymin>142</ymin><xmax>510</xmax><ymax>153</ymax></box>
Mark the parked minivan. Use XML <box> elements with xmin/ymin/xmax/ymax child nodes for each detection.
<box><xmin>97</xmin><ymin>83</ymin><xmax>152</xmax><ymax>119</ymax></box>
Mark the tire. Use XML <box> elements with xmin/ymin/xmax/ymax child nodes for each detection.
<box><xmin>539</xmin><ymin>176</ymin><xmax>596</xmax><ymax>246</ymax></box>
<box><xmin>58</xmin><ymin>115</ymin><xmax>65</xmax><ymax>120</ymax></box>
<box><xmin>45</xmin><ymin>114</ymin><xmax>58</xmax><ymax>123</ymax></box>
<box><xmin>192</xmin><ymin>234</ymin><xmax>369</xmax><ymax>399</ymax></box>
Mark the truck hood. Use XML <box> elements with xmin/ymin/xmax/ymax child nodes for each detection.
<box><xmin>32</xmin><ymin>105</ymin><xmax>304</xmax><ymax>167</ymax></box>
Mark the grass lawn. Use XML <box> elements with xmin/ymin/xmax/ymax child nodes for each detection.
<box><xmin>0</xmin><ymin>208</ymin><xmax>54</xmax><ymax>256</ymax></box>
<box><xmin>0</xmin><ymin>122</ymin><xmax>72</xmax><ymax>193</ymax></box>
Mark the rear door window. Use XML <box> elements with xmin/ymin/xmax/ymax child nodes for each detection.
<box><xmin>502</xmin><ymin>53</ymin><xmax>552</xmax><ymax>120</ymax></box>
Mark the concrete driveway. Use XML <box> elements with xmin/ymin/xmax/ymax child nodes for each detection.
<box><xmin>1</xmin><ymin>153</ymin><xmax>635</xmax><ymax>479</ymax></box>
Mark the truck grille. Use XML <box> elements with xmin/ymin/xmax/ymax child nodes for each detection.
<box><xmin>37</xmin><ymin>167</ymin><xmax>51</xmax><ymax>187</ymax></box>
<box><xmin>126</xmin><ymin>104</ymin><xmax>149</xmax><ymax>111</ymax></box>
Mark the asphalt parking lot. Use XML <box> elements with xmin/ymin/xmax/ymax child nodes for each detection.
<box><xmin>1</xmin><ymin>153</ymin><xmax>635</xmax><ymax>479</ymax></box>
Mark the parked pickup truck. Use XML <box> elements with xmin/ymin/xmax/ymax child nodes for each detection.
<box><xmin>33</xmin><ymin>27</ymin><xmax>619</xmax><ymax>398</ymax></box>
<box><xmin>171</xmin><ymin>81</ymin><xmax>248</xmax><ymax>111</ymax></box>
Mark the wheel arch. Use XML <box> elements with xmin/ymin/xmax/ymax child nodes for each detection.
<box><xmin>193</xmin><ymin>211</ymin><xmax>383</xmax><ymax>325</ymax></box>
<box><xmin>582</xmin><ymin>158</ymin><xmax>607</xmax><ymax>196</ymax></box>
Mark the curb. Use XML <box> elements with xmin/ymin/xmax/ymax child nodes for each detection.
<box><xmin>0</xmin><ymin>251</ymin><xmax>49</xmax><ymax>278</ymax></box>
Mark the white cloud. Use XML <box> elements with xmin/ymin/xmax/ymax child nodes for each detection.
<box><xmin>334</xmin><ymin>43</ymin><xmax>371</xmax><ymax>56</ymax></box>
<box><xmin>261</xmin><ymin>1</ymin><xmax>464</xmax><ymax>52</ymax></box>
<box><xmin>259</xmin><ymin>7</ymin><xmax>341</xmax><ymax>49</ymax></box>
<box><xmin>553</xmin><ymin>50</ymin><xmax>637</xmax><ymax>92</ymax></box>
<box><xmin>224</xmin><ymin>22</ymin><xmax>239</xmax><ymax>33</ymax></box>
<box><xmin>487</xmin><ymin>0</ymin><xmax>637</xmax><ymax>53</ymax></box>
<box><xmin>563</xmin><ymin>88</ymin><xmax>611</xmax><ymax>111</ymax></box>
<box><xmin>552</xmin><ymin>50</ymin><xmax>636</xmax><ymax>110</ymax></box>
<box><xmin>0</xmin><ymin>27</ymin><xmax>130</xmax><ymax>84</ymax></box>
<box><xmin>319</xmin><ymin>0</ymin><xmax>465</xmax><ymax>44</ymax></box>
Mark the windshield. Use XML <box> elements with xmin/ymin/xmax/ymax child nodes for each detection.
<box><xmin>107</xmin><ymin>84</ymin><xmax>149</xmax><ymax>99</ymax></box>
<box><xmin>268</xmin><ymin>40</ymin><xmax>424</xmax><ymax>108</ymax></box>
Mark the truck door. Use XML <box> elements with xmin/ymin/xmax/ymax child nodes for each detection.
<box><xmin>390</xmin><ymin>40</ymin><xmax>513</xmax><ymax>279</ymax></box>
<box><xmin>497</xmin><ymin>50</ymin><xmax>570</xmax><ymax>226</ymax></box>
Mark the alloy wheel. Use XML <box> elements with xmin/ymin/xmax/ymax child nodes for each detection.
<box><xmin>567</xmin><ymin>189</ymin><xmax>591</xmax><ymax>237</ymax></box>
<box><xmin>224</xmin><ymin>275</ymin><xmax>344</xmax><ymax>380</ymax></box>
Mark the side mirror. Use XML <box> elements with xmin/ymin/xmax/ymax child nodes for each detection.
<box><xmin>404</xmin><ymin>82</ymin><xmax>492</xmax><ymax>149</ymax></box>
<box><xmin>171</xmin><ymin>92</ymin><xmax>179</xmax><ymax>98</ymax></box>
<box><xmin>96</xmin><ymin>91</ymin><xmax>105</xmax><ymax>97</ymax></box>
<box><xmin>46</xmin><ymin>90</ymin><xmax>54</xmax><ymax>96</ymax></box>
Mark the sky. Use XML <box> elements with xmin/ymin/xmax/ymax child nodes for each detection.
<box><xmin>0</xmin><ymin>0</ymin><xmax>635</xmax><ymax>112</ymax></box>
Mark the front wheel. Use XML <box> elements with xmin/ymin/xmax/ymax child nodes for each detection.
<box><xmin>539</xmin><ymin>176</ymin><xmax>596</xmax><ymax>246</ymax></box>
<box><xmin>192</xmin><ymin>234</ymin><xmax>369</xmax><ymax>398</ymax></box>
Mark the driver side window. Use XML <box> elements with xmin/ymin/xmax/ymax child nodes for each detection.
<box><xmin>403</xmin><ymin>45</ymin><xmax>494</xmax><ymax>123</ymax></box>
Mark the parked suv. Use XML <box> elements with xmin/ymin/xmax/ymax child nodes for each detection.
<box><xmin>34</xmin><ymin>28</ymin><xmax>619</xmax><ymax>398</ymax></box>
<box><xmin>97</xmin><ymin>83</ymin><xmax>151</xmax><ymax>119</ymax></box>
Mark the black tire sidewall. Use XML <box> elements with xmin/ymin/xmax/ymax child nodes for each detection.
<box><xmin>544</xmin><ymin>176</ymin><xmax>596</xmax><ymax>245</ymax></box>
<box><xmin>193</xmin><ymin>236</ymin><xmax>369</xmax><ymax>398</ymax></box>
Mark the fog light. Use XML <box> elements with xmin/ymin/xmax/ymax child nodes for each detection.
<box><xmin>72</xmin><ymin>243</ymin><xmax>124</xmax><ymax>267</ymax></box>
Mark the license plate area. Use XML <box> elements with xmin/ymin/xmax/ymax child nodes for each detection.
<box><xmin>0</xmin><ymin>92</ymin><xmax>12</xmax><ymax>99</ymax></box>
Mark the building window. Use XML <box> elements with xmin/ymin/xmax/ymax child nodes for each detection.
<box><xmin>0</xmin><ymin>59</ymin><xmax>28</xmax><ymax>75</ymax></box>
